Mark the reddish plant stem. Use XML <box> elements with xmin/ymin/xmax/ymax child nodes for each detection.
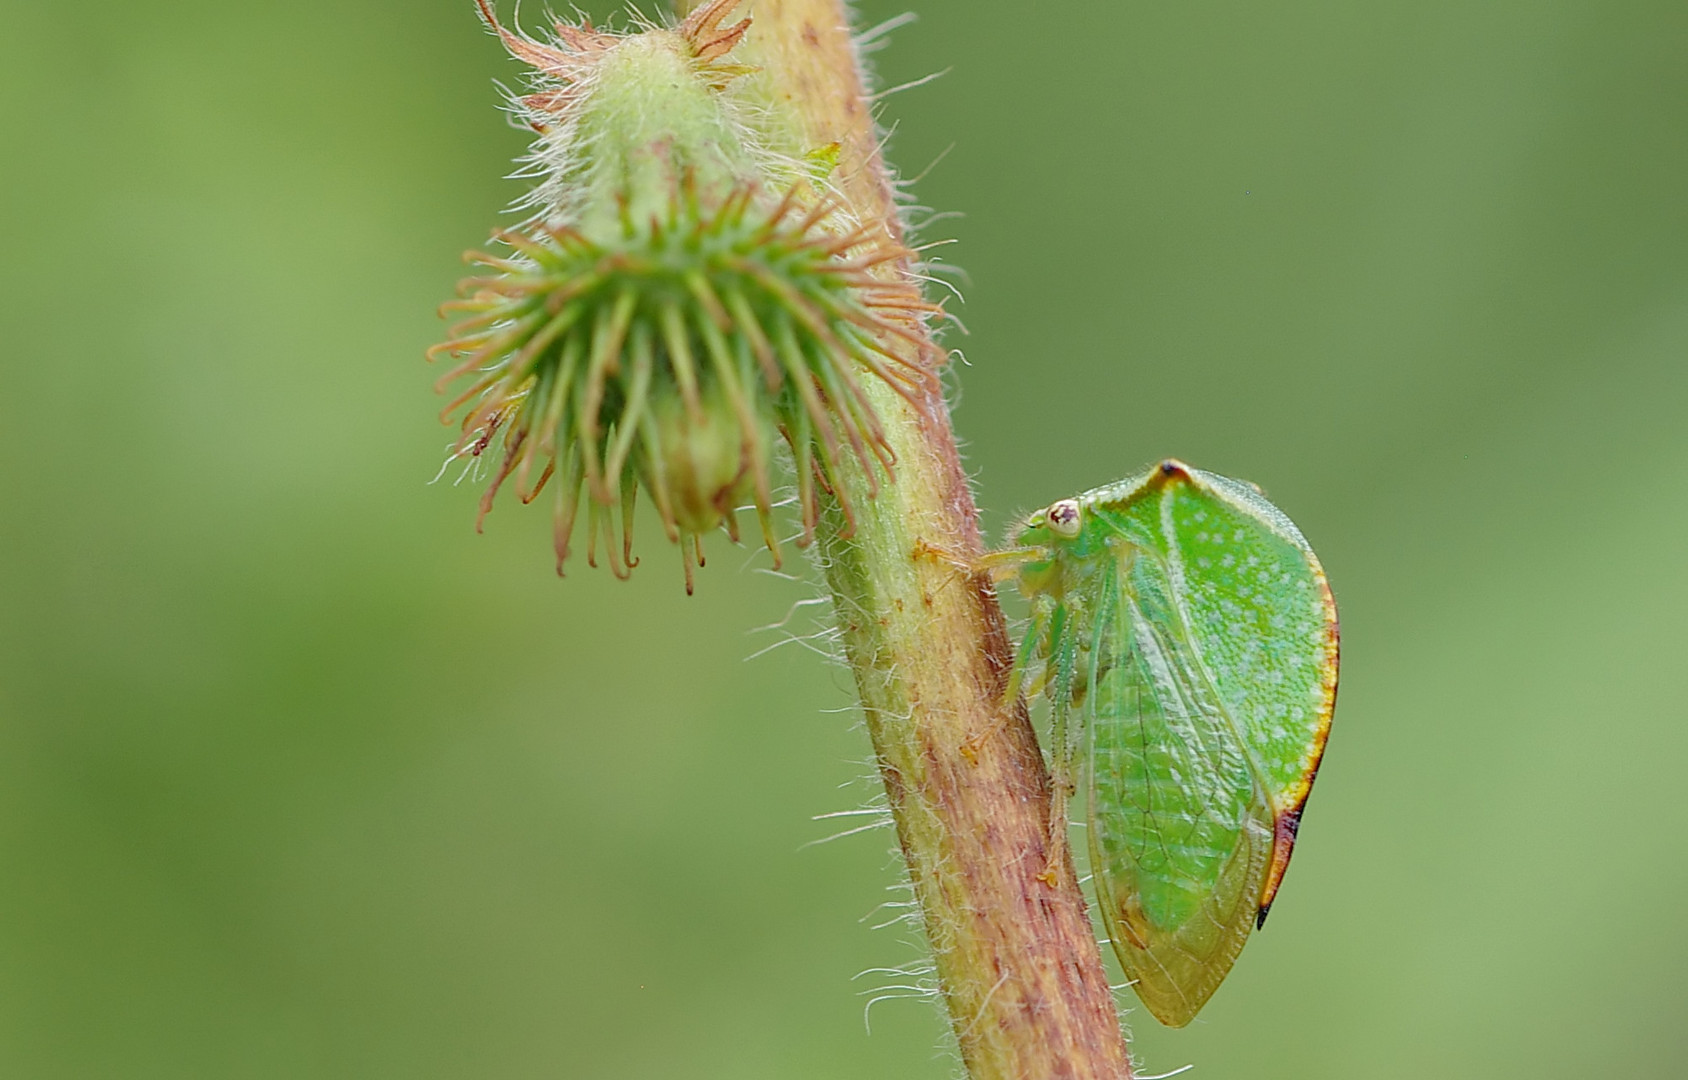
<box><xmin>683</xmin><ymin>2</ymin><xmax>1137</xmax><ymax>1076</ymax></box>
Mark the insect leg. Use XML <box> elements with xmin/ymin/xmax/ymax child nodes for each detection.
<box><xmin>960</xmin><ymin>605</ymin><xmax>1044</xmax><ymax>763</ymax></box>
<box><xmin>1039</xmin><ymin>602</ymin><xmax>1078</xmax><ymax>883</ymax></box>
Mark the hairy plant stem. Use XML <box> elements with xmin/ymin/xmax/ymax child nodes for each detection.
<box><xmin>680</xmin><ymin>2</ymin><xmax>1136</xmax><ymax>1076</ymax></box>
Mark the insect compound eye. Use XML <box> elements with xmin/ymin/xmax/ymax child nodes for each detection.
<box><xmin>1045</xmin><ymin>499</ymin><xmax>1082</xmax><ymax>538</ymax></box>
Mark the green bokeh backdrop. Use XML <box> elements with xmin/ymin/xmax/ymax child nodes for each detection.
<box><xmin>3</xmin><ymin>1</ymin><xmax>1684</xmax><ymax>1076</ymax></box>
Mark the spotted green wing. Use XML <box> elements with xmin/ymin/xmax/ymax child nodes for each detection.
<box><xmin>1081</xmin><ymin>460</ymin><xmax>1338</xmax><ymax>1025</ymax></box>
<box><xmin>1152</xmin><ymin>464</ymin><xmax>1339</xmax><ymax>911</ymax></box>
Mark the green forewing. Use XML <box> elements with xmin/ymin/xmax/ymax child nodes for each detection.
<box><xmin>1085</xmin><ymin>548</ymin><xmax>1276</xmax><ymax>1026</ymax></box>
<box><xmin>1016</xmin><ymin>461</ymin><xmax>1337</xmax><ymax>1027</ymax></box>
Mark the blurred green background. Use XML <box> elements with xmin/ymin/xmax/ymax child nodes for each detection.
<box><xmin>2</xmin><ymin>0</ymin><xmax>1684</xmax><ymax>1076</ymax></box>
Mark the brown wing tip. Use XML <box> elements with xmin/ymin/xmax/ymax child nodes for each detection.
<box><xmin>1257</xmin><ymin>806</ymin><xmax>1303</xmax><ymax>918</ymax></box>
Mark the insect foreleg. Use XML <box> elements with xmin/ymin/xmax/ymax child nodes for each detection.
<box><xmin>1001</xmin><ymin>609</ymin><xmax>1044</xmax><ymax>709</ymax></box>
<box><xmin>961</xmin><ymin>607</ymin><xmax>1046</xmax><ymax>763</ymax></box>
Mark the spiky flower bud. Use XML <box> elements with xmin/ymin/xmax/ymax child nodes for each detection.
<box><xmin>431</xmin><ymin>0</ymin><xmax>940</xmax><ymax>590</ymax></box>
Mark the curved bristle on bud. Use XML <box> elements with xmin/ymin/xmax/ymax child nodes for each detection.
<box><xmin>434</xmin><ymin>179</ymin><xmax>938</xmax><ymax>590</ymax></box>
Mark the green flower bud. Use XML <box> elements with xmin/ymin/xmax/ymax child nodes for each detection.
<box><xmin>431</xmin><ymin>2</ymin><xmax>942</xmax><ymax>590</ymax></box>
